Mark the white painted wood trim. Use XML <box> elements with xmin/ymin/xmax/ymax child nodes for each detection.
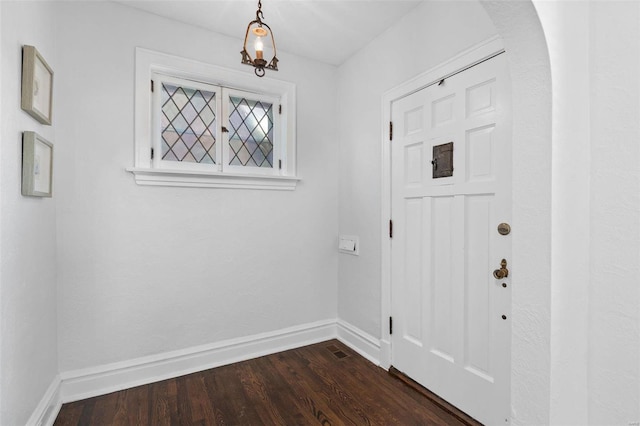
<box><xmin>336</xmin><ymin>319</ymin><xmax>381</xmax><ymax>366</ymax></box>
<box><xmin>134</xmin><ymin>47</ymin><xmax>297</xmax><ymax>181</ymax></box>
<box><xmin>380</xmin><ymin>35</ymin><xmax>505</xmax><ymax>368</ymax></box>
<box><xmin>379</xmin><ymin>339</ymin><xmax>392</xmax><ymax>370</ymax></box>
<box><xmin>33</xmin><ymin>319</ymin><xmax>383</xmax><ymax>422</ymax></box>
<box><xmin>60</xmin><ymin>319</ymin><xmax>335</xmax><ymax>403</ymax></box>
<box><xmin>26</xmin><ymin>375</ymin><xmax>61</xmax><ymax>426</ymax></box>
<box><xmin>126</xmin><ymin>167</ymin><xmax>300</xmax><ymax>190</ymax></box>
<box><xmin>383</xmin><ymin>35</ymin><xmax>505</xmax><ymax>103</ymax></box>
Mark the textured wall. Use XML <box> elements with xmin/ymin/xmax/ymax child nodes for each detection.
<box><xmin>536</xmin><ymin>2</ymin><xmax>640</xmax><ymax>424</ymax></box>
<box><xmin>0</xmin><ymin>2</ymin><xmax>59</xmax><ymax>425</ymax></box>
<box><xmin>588</xmin><ymin>1</ymin><xmax>640</xmax><ymax>423</ymax></box>
<box><xmin>480</xmin><ymin>2</ymin><xmax>553</xmax><ymax>424</ymax></box>
<box><xmin>536</xmin><ymin>1</ymin><xmax>591</xmax><ymax>424</ymax></box>
<box><xmin>54</xmin><ymin>1</ymin><xmax>339</xmax><ymax>372</ymax></box>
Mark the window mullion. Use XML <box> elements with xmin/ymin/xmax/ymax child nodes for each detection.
<box><xmin>220</xmin><ymin>88</ymin><xmax>229</xmax><ymax>172</ymax></box>
<box><xmin>273</xmin><ymin>101</ymin><xmax>281</xmax><ymax>174</ymax></box>
<box><xmin>151</xmin><ymin>75</ymin><xmax>161</xmax><ymax>168</ymax></box>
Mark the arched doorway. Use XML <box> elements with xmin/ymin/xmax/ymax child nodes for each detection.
<box><xmin>479</xmin><ymin>2</ymin><xmax>552</xmax><ymax>424</ymax></box>
<box><xmin>378</xmin><ymin>2</ymin><xmax>552</xmax><ymax>424</ymax></box>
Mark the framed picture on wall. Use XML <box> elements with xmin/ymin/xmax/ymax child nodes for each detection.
<box><xmin>22</xmin><ymin>131</ymin><xmax>53</xmax><ymax>197</ymax></box>
<box><xmin>21</xmin><ymin>45</ymin><xmax>53</xmax><ymax>125</ymax></box>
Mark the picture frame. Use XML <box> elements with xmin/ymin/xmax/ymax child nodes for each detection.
<box><xmin>21</xmin><ymin>45</ymin><xmax>53</xmax><ymax>125</ymax></box>
<box><xmin>22</xmin><ymin>131</ymin><xmax>53</xmax><ymax>197</ymax></box>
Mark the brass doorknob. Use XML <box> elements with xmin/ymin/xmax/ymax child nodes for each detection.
<box><xmin>493</xmin><ymin>259</ymin><xmax>509</xmax><ymax>279</ymax></box>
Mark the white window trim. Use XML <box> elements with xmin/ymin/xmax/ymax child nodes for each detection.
<box><xmin>127</xmin><ymin>48</ymin><xmax>299</xmax><ymax>190</ymax></box>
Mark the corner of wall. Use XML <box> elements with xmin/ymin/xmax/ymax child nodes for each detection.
<box><xmin>0</xmin><ymin>2</ymin><xmax>59</xmax><ymax>425</ymax></box>
<box><xmin>26</xmin><ymin>376</ymin><xmax>62</xmax><ymax>426</ymax></box>
<box><xmin>480</xmin><ymin>1</ymin><xmax>553</xmax><ymax>424</ymax></box>
<box><xmin>534</xmin><ymin>1</ymin><xmax>591</xmax><ymax>424</ymax></box>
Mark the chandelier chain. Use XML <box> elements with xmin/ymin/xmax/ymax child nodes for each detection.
<box><xmin>256</xmin><ymin>0</ymin><xmax>264</xmax><ymax>22</ymax></box>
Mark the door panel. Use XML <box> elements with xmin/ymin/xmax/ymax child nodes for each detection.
<box><xmin>391</xmin><ymin>54</ymin><xmax>511</xmax><ymax>425</ymax></box>
<box><xmin>465</xmin><ymin>194</ymin><xmax>494</xmax><ymax>380</ymax></box>
<box><xmin>467</xmin><ymin>125</ymin><xmax>496</xmax><ymax>181</ymax></box>
<box><xmin>431</xmin><ymin>195</ymin><xmax>455</xmax><ymax>360</ymax></box>
<box><xmin>403</xmin><ymin>198</ymin><xmax>423</xmax><ymax>345</ymax></box>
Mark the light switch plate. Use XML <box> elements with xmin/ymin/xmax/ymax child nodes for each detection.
<box><xmin>338</xmin><ymin>235</ymin><xmax>359</xmax><ymax>255</ymax></box>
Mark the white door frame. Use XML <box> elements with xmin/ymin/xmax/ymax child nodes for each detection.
<box><xmin>379</xmin><ymin>36</ymin><xmax>506</xmax><ymax>368</ymax></box>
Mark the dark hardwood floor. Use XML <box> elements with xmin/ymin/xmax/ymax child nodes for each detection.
<box><xmin>55</xmin><ymin>340</ymin><xmax>480</xmax><ymax>425</ymax></box>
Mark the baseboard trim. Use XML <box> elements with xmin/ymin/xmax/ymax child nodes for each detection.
<box><xmin>26</xmin><ymin>375</ymin><xmax>62</xmax><ymax>426</ymax></box>
<box><xmin>60</xmin><ymin>319</ymin><xmax>336</xmax><ymax>403</ymax></box>
<box><xmin>53</xmin><ymin>318</ymin><xmax>383</xmax><ymax>412</ymax></box>
<box><xmin>336</xmin><ymin>319</ymin><xmax>381</xmax><ymax>365</ymax></box>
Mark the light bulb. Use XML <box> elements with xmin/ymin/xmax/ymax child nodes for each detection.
<box><xmin>254</xmin><ymin>36</ymin><xmax>264</xmax><ymax>59</ymax></box>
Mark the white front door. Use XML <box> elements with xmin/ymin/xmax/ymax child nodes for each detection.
<box><xmin>390</xmin><ymin>54</ymin><xmax>511</xmax><ymax>425</ymax></box>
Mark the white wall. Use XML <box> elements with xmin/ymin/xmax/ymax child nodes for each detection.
<box><xmin>0</xmin><ymin>0</ymin><xmax>3</xmax><ymax>417</ymax></box>
<box><xmin>537</xmin><ymin>1</ymin><xmax>640</xmax><ymax>424</ymax></box>
<box><xmin>587</xmin><ymin>2</ymin><xmax>640</xmax><ymax>423</ymax></box>
<box><xmin>481</xmin><ymin>2</ymin><xmax>553</xmax><ymax>423</ymax></box>
<box><xmin>336</xmin><ymin>0</ymin><xmax>497</xmax><ymax>339</ymax></box>
<box><xmin>537</xmin><ymin>1</ymin><xmax>591</xmax><ymax>423</ymax></box>
<box><xmin>0</xmin><ymin>2</ymin><xmax>59</xmax><ymax>425</ymax></box>
<box><xmin>54</xmin><ymin>1</ymin><xmax>339</xmax><ymax>372</ymax></box>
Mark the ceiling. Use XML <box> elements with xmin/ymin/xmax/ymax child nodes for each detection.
<box><xmin>115</xmin><ymin>0</ymin><xmax>423</xmax><ymax>66</ymax></box>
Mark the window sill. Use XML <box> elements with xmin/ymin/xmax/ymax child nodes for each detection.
<box><xmin>126</xmin><ymin>168</ymin><xmax>299</xmax><ymax>190</ymax></box>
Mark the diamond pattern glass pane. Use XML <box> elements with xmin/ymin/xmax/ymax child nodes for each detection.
<box><xmin>228</xmin><ymin>96</ymin><xmax>274</xmax><ymax>168</ymax></box>
<box><xmin>161</xmin><ymin>82</ymin><xmax>217</xmax><ymax>164</ymax></box>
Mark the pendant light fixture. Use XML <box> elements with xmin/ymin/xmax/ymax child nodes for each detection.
<box><xmin>241</xmin><ymin>0</ymin><xmax>279</xmax><ymax>77</ymax></box>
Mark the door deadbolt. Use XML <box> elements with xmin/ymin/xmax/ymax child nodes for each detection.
<box><xmin>493</xmin><ymin>259</ymin><xmax>509</xmax><ymax>279</ymax></box>
<box><xmin>497</xmin><ymin>223</ymin><xmax>511</xmax><ymax>235</ymax></box>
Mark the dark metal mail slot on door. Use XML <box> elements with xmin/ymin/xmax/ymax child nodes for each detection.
<box><xmin>432</xmin><ymin>142</ymin><xmax>453</xmax><ymax>178</ymax></box>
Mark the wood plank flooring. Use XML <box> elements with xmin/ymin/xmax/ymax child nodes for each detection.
<box><xmin>55</xmin><ymin>340</ymin><xmax>480</xmax><ymax>425</ymax></box>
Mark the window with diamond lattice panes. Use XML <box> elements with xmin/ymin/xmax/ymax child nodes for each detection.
<box><xmin>132</xmin><ymin>49</ymin><xmax>297</xmax><ymax>189</ymax></box>
<box><xmin>160</xmin><ymin>80</ymin><xmax>218</xmax><ymax>164</ymax></box>
<box><xmin>228</xmin><ymin>95</ymin><xmax>274</xmax><ymax>168</ymax></box>
<box><xmin>153</xmin><ymin>75</ymin><xmax>282</xmax><ymax>175</ymax></box>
